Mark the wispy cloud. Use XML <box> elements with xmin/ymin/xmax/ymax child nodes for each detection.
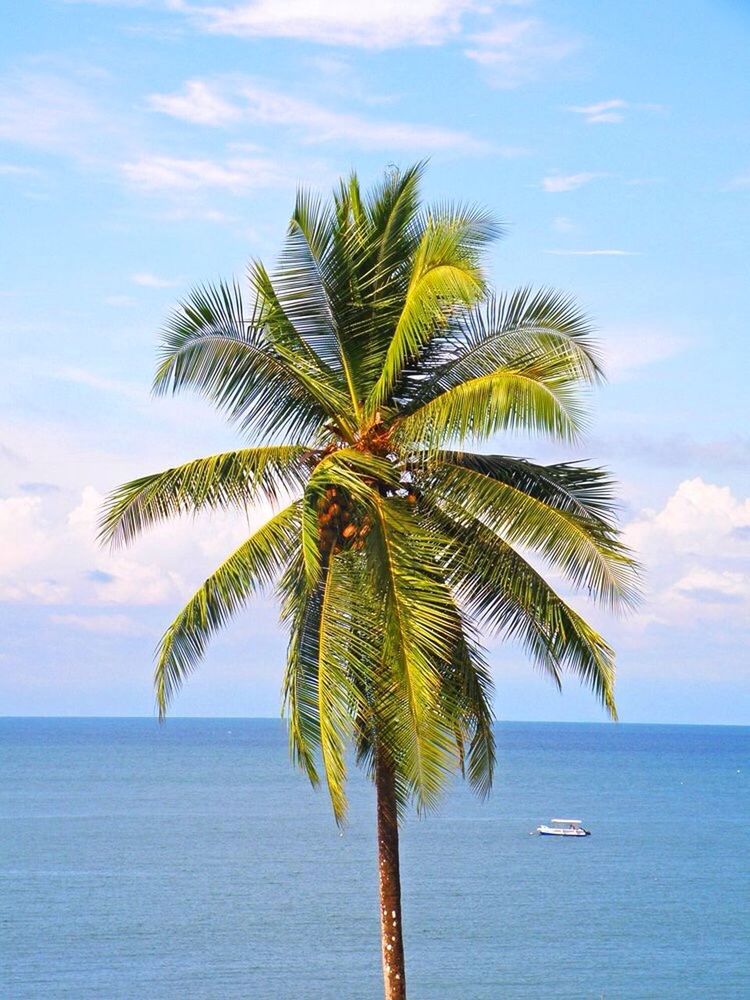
<box><xmin>19</xmin><ymin>482</ymin><xmax>61</xmax><ymax>496</ymax></box>
<box><xmin>170</xmin><ymin>0</ymin><xmax>479</xmax><ymax>48</ymax></box>
<box><xmin>566</xmin><ymin>98</ymin><xmax>665</xmax><ymax>125</ymax></box>
<box><xmin>0</xmin><ymin>69</ymin><xmax>116</xmax><ymax>163</ymax></box>
<box><xmin>566</xmin><ymin>98</ymin><xmax>627</xmax><ymax>124</ymax></box>
<box><xmin>148</xmin><ymin>79</ymin><xmax>242</xmax><ymax>126</ymax></box>
<box><xmin>131</xmin><ymin>272</ymin><xmax>182</xmax><ymax>288</ymax></box>
<box><xmin>551</xmin><ymin>215</ymin><xmax>576</xmax><ymax>233</ymax></box>
<box><xmin>725</xmin><ymin>174</ymin><xmax>750</xmax><ymax>191</ymax></box>
<box><xmin>464</xmin><ymin>18</ymin><xmax>579</xmax><ymax>88</ymax></box>
<box><xmin>591</xmin><ymin>433</ymin><xmax>750</xmax><ymax>472</ymax></box>
<box><xmin>544</xmin><ymin>249</ymin><xmax>638</xmax><ymax>256</ymax></box>
<box><xmin>121</xmin><ymin>153</ymin><xmax>289</xmax><ymax>193</ymax></box>
<box><xmin>602</xmin><ymin>327</ymin><xmax>689</xmax><ymax>382</ymax></box>
<box><xmin>148</xmin><ymin>77</ymin><xmax>492</xmax><ymax>152</ymax></box>
<box><xmin>0</xmin><ymin>162</ymin><xmax>41</xmax><ymax>177</ymax></box>
<box><xmin>541</xmin><ymin>171</ymin><xmax>604</xmax><ymax>193</ymax></box>
<box><xmin>52</xmin><ymin>365</ymin><xmax>149</xmax><ymax>402</ymax></box>
<box><xmin>104</xmin><ymin>294</ymin><xmax>137</xmax><ymax>307</ymax></box>
<box><xmin>50</xmin><ymin>612</ymin><xmax>149</xmax><ymax>636</ymax></box>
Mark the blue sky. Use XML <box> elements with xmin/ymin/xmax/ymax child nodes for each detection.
<box><xmin>1</xmin><ymin>0</ymin><xmax>748</xmax><ymax>723</ymax></box>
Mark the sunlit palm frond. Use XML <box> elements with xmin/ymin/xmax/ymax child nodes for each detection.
<box><xmin>154</xmin><ymin>501</ymin><xmax>301</xmax><ymax>718</ymax></box>
<box><xmin>366</xmin><ymin>498</ymin><xmax>464</xmax><ymax>811</ymax></box>
<box><xmin>367</xmin><ymin>217</ymin><xmax>489</xmax><ymax>411</ymax></box>
<box><xmin>395</xmin><ymin>288</ymin><xmax>602</xmax><ymax>412</ymax></box>
<box><xmin>433</xmin><ymin>453</ymin><xmax>622</xmax><ymax>528</ymax></box>
<box><xmin>153</xmin><ymin>280</ymin><xmax>351</xmax><ymax>442</ymax></box>
<box><xmin>396</xmin><ymin>363</ymin><xmax>585</xmax><ymax>451</ymax></box>
<box><xmin>428</xmin><ymin>459</ymin><xmax>639</xmax><ymax>609</ymax></box>
<box><xmin>279</xmin><ymin>551</ymin><xmax>323</xmax><ymax>787</ymax></box>
<box><xmin>98</xmin><ymin>446</ymin><xmax>308</xmax><ymax>548</ymax></box>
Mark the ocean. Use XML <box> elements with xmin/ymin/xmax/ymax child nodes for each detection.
<box><xmin>1</xmin><ymin>719</ymin><xmax>747</xmax><ymax>999</ymax></box>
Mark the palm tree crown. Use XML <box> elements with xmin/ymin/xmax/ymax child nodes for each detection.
<box><xmin>100</xmin><ymin>163</ymin><xmax>638</xmax><ymax>824</ymax></box>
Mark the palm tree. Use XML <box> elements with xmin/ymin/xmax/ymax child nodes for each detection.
<box><xmin>100</xmin><ymin>163</ymin><xmax>638</xmax><ymax>1000</ymax></box>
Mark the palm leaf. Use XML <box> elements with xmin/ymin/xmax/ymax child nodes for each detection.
<box><xmin>154</xmin><ymin>501</ymin><xmax>301</xmax><ymax>717</ymax></box>
<box><xmin>396</xmin><ymin>364</ymin><xmax>585</xmax><ymax>450</ymax></box>
<box><xmin>439</xmin><ymin>508</ymin><xmax>618</xmax><ymax>717</ymax></box>
<box><xmin>99</xmin><ymin>446</ymin><xmax>308</xmax><ymax>548</ymax></box>
<box><xmin>366</xmin><ymin>497</ymin><xmax>464</xmax><ymax>810</ymax></box>
<box><xmin>428</xmin><ymin>459</ymin><xmax>639</xmax><ymax>609</ymax></box>
<box><xmin>367</xmin><ymin>216</ymin><xmax>489</xmax><ymax>410</ymax></box>
<box><xmin>153</xmin><ymin>280</ymin><xmax>352</xmax><ymax>442</ymax></box>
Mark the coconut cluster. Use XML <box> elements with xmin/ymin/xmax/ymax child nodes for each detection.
<box><xmin>317</xmin><ymin>487</ymin><xmax>372</xmax><ymax>556</ymax></box>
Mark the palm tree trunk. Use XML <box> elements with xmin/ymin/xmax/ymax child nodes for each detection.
<box><xmin>375</xmin><ymin>752</ymin><xmax>407</xmax><ymax>1000</ymax></box>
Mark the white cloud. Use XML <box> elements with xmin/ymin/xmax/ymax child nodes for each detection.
<box><xmin>0</xmin><ymin>481</ymin><xmax>267</xmax><ymax>610</ymax></box>
<box><xmin>0</xmin><ymin>496</ymin><xmax>52</xmax><ymax>576</ymax></box>
<box><xmin>148</xmin><ymin>77</ymin><xmax>491</xmax><ymax>152</ymax></box>
<box><xmin>551</xmin><ymin>215</ymin><xmax>575</xmax><ymax>233</ymax></box>
<box><xmin>544</xmin><ymin>249</ymin><xmax>637</xmax><ymax>256</ymax></box>
<box><xmin>53</xmin><ymin>365</ymin><xmax>148</xmax><ymax>402</ymax></box>
<box><xmin>0</xmin><ymin>67</ymin><xmax>286</xmax><ymax>206</ymax></box>
<box><xmin>0</xmin><ymin>70</ymin><xmax>115</xmax><ymax>162</ymax></box>
<box><xmin>566</xmin><ymin>98</ymin><xmax>628</xmax><ymax>124</ymax></box>
<box><xmin>624</xmin><ymin>479</ymin><xmax>750</xmax><ymax>631</ymax></box>
<box><xmin>50</xmin><ymin>612</ymin><xmax>149</xmax><ymax>635</ymax></box>
<box><xmin>541</xmin><ymin>171</ymin><xmax>603</xmax><ymax>193</ymax></box>
<box><xmin>464</xmin><ymin>18</ymin><xmax>578</xmax><ymax>88</ymax></box>
<box><xmin>148</xmin><ymin>79</ymin><xmax>242</xmax><ymax>125</ymax></box>
<box><xmin>121</xmin><ymin>153</ymin><xmax>288</xmax><ymax>193</ymax></box>
<box><xmin>566</xmin><ymin>98</ymin><xmax>665</xmax><ymax>125</ymax></box>
<box><xmin>602</xmin><ymin>327</ymin><xmax>688</xmax><ymax>382</ymax></box>
<box><xmin>172</xmin><ymin>0</ymin><xmax>478</xmax><ymax>48</ymax></box>
<box><xmin>131</xmin><ymin>272</ymin><xmax>182</xmax><ymax>288</ymax></box>
<box><xmin>726</xmin><ymin>174</ymin><xmax>750</xmax><ymax>191</ymax></box>
<box><xmin>0</xmin><ymin>162</ymin><xmax>41</xmax><ymax>177</ymax></box>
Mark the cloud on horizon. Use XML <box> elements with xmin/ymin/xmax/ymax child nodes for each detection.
<box><xmin>624</xmin><ymin>478</ymin><xmax>750</xmax><ymax>637</ymax></box>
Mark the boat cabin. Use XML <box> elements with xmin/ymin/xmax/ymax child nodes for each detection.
<box><xmin>535</xmin><ymin>817</ymin><xmax>591</xmax><ymax>837</ymax></box>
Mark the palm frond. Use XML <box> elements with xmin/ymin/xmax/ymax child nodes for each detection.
<box><xmin>438</xmin><ymin>507</ymin><xmax>618</xmax><ymax>717</ymax></box>
<box><xmin>433</xmin><ymin>453</ymin><xmax>622</xmax><ymax>528</ymax></box>
<box><xmin>367</xmin><ymin>216</ymin><xmax>489</xmax><ymax>411</ymax></box>
<box><xmin>366</xmin><ymin>497</ymin><xmax>464</xmax><ymax>811</ymax></box>
<box><xmin>154</xmin><ymin>501</ymin><xmax>301</xmax><ymax>718</ymax></box>
<box><xmin>99</xmin><ymin>446</ymin><xmax>308</xmax><ymax>548</ymax></box>
<box><xmin>428</xmin><ymin>459</ymin><xmax>639</xmax><ymax>609</ymax></box>
<box><xmin>396</xmin><ymin>364</ymin><xmax>585</xmax><ymax>451</ymax></box>
<box><xmin>279</xmin><ymin>551</ymin><xmax>322</xmax><ymax>787</ymax></box>
<box><xmin>281</xmin><ymin>549</ymin><xmax>387</xmax><ymax>824</ymax></box>
<box><xmin>433</xmin><ymin>612</ymin><xmax>496</xmax><ymax>798</ymax></box>
<box><xmin>153</xmin><ymin>280</ymin><xmax>352</xmax><ymax>442</ymax></box>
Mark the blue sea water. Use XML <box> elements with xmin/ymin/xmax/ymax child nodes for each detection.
<box><xmin>1</xmin><ymin>719</ymin><xmax>748</xmax><ymax>999</ymax></box>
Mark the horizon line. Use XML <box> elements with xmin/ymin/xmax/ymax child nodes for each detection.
<box><xmin>1</xmin><ymin>716</ymin><xmax>746</xmax><ymax>728</ymax></box>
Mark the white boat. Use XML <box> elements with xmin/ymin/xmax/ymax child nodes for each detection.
<box><xmin>535</xmin><ymin>818</ymin><xmax>590</xmax><ymax>837</ymax></box>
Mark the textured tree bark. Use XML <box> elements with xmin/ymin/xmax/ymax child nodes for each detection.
<box><xmin>375</xmin><ymin>753</ymin><xmax>407</xmax><ymax>1000</ymax></box>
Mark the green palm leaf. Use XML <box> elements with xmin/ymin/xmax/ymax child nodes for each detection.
<box><xmin>366</xmin><ymin>498</ymin><xmax>465</xmax><ymax>810</ymax></box>
<box><xmin>437</xmin><ymin>506</ymin><xmax>618</xmax><ymax>716</ymax></box>
<box><xmin>428</xmin><ymin>458</ymin><xmax>639</xmax><ymax>609</ymax></box>
<box><xmin>153</xmin><ymin>280</ymin><xmax>353</xmax><ymax>442</ymax></box>
<box><xmin>99</xmin><ymin>446</ymin><xmax>309</xmax><ymax>548</ymax></box>
<box><xmin>367</xmin><ymin>216</ymin><xmax>491</xmax><ymax>411</ymax></box>
<box><xmin>154</xmin><ymin>501</ymin><xmax>301</xmax><ymax>718</ymax></box>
